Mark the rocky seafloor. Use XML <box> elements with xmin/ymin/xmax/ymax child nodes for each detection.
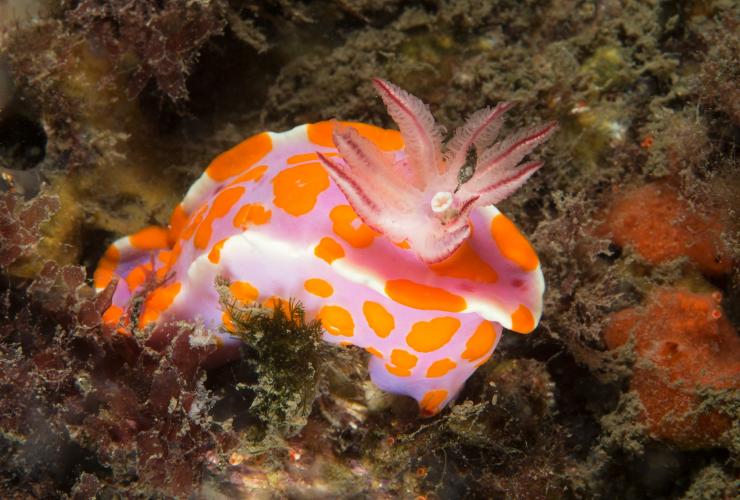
<box><xmin>0</xmin><ymin>0</ymin><xmax>738</xmax><ymax>498</ymax></box>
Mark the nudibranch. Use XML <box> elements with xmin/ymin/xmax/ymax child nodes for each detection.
<box><xmin>95</xmin><ymin>79</ymin><xmax>556</xmax><ymax>416</ymax></box>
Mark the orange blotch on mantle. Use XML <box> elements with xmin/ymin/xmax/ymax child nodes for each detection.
<box><xmin>429</xmin><ymin>240</ymin><xmax>498</xmax><ymax>283</ymax></box>
<box><xmin>406</xmin><ymin>317</ymin><xmax>460</xmax><ymax>353</ymax></box>
<box><xmin>206</xmin><ymin>132</ymin><xmax>272</xmax><ymax>182</ymax></box>
<box><xmin>307</xmin><ymin>121</ymin><xmax>403</xmax><ymax>152</ymax></box>
<box><xmin>385</xmin><ymin>348</ymin><xmax>418</xmax><ymax>377</ymax></box>
<box><xmin>363</xmin><ymin>301</ymin><xmax>395</xmax><ymax>338</ymax></box>
<box><xmin>420</xmin><ymin>389</ymin><xmax>448</xmax><ymax>416</ymax></box>
<box><xmin>385</xmin><ymin>279</ymin><xmax>467</xmax><ymax>312</ymax></box>
<box><xmin>272</xmin><ymin>162</ymin><xmax>330</xmax><ymax>216</ymax></box>
<box><xmin>461</xmin><ymin>321</ymin><xmax>497</xmax><ymax>361</ymax></box>
<box><xmin>318</xmin><ymin>305</ymin><xmax>354</xmax><ymax>337</ymax></box>
<box><xmin>490</xmin><ymin>214</ymin><xmax>539</xmax><ymax>272</ymax></box>
<box><xmin>330</xmin><ymin>204</ymin><xmax>379</xmax><ymax>248</ymax></box>
<box><xmin>314</xmin><ymin>237</ymin><xmax>345</xmax><ymax>264</ymax></box>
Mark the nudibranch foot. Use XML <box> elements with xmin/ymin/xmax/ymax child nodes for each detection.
<box><xmin>95</xmin><ymin>78</ymin><xmax>555</xmax><ymax>417</ymax></box>
<box><xmin>366</xmin><ymin>319</ymin><xmax>504</xmax><ymax>416</ymax></box>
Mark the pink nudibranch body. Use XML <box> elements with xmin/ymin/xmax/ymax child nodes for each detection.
<box><xmin>95</xmin><ymin>79</ymin><xmax>555</xmax><ymax>416</ymax></box>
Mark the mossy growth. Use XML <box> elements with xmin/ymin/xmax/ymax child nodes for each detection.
<box><xmin>579</xmin><ymin>46</ymin><xmax>632</xmax><ymax>92</ymax></box>
<box><xmin>215</xmin><ymin>277</ymin><xmax>329</xmax><ymax>438</ymax></box>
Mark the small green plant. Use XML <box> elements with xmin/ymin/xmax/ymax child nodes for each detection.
<box><xmin>215</xmin><ymin>277</ymin><xmax>327</xmax><ymax>438</ymax></box>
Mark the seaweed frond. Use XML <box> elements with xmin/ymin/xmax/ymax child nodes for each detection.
<box><xmin>216</xmin><ymin>277</ymin><xmax>329</xmax><ymax>438</ymax></box>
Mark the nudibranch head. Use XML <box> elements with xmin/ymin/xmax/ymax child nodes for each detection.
<box><xmin>318</xmin><ymin>78</ymin><xmax>557</xmax><ymax>264</ymax></box>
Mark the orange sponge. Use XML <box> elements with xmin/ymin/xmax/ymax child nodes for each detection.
<box><xmin>600</xmin><ymin>183</ymin><xmax>732</xmax><ymax>275</ymax></box>
<box><xmin>604</xmin><ymin>288</ymin><xmax>740</xmax><ymax>448</ymax></box>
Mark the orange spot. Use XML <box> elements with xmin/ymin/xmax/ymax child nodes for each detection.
<box><xmin>94</xmin><ymin>244</ymin><xmax>120</xmax><ymax>289</ymax></box>
<box><xmin>394</xmin><ymin>240</ymin><xmax>411</xmax><ymax>249</ymax></box>
<box><xmin>461</xmin><ymin>321</ymin><xmax>497</xmax><ymax>361</ymax></box>
<box><xmin>233</xmin><ymin>203</ymin><xmax>271</xmax><ymax>229</ymax></box>
<box><xmin>168</xmin><ymin>204</ymin><xmax>188</xmax><ymax>245</ymax></box>
<box><xmin>511</xmin><ymin>305</ymin><xmax>535</xmax><ymax>334</ymax></box>
<box><xmin>307</xmin><ymin>121</ymin><xmax>338</xmax><ymax>147</ymax></box>
<box><xmin>169</xmin><ymin>241</ymin><xmax>183</xmax><ymax>268</ymax></box>
<box><xmin>155</xmin><ymin>266</ymin><xmax>168</xmax><ymax>281</ymax></box>
<box><xmin>350</xmin><ymin>122</ymin><xmax>404</xmax><ymax>151</ymax></box>
<box><xmin>206</xmin><ymin>132</ymin><xmax>272</xmax><ymax>181</ymax></box>
<box><xmin>194</xmin><ymin>186</ymin><xmax>245</xmax><ymax>250</ymax></box>
<box><xmin>330</xmin><ymin>205</ymin><xmax>379</xmax><ymax>248</ymax></box>
<box><xmin>229</xmin><ymin>281</ymin><xmax>259</xmax><ymax>303</ymax></box>
<box><xmin>304</xmin><ymin>278</ymin><xmax>334</xmax><ymax>298</ymax></box>
<box><xmin>102</xmin><ymin>304</ymin><xmax>123</xmax><ymax>326</ymax></box>
<box><xmin>385</xmin><ymin>348</ymin><xmax>418</xmax><ymax>377</ymax></box>
<box><xmin>363</xmin><ymin>301</ymin><xmax>394</xmax><ymax>338</ymax></box>
<box><xmin>385</xmin><ymin>279</ymin><xmax>467</xmax><ymax>312</ymax></box>
<box><xmin>208</xmin><ymin>238</ymin><xmax>227</xmax><ymax>264</ymax></box>
<box><xmin>155</xmin><ymin>250</ymin><xmax>174</xmax><ymax>280</ymax></box>
<box><xmin>228</xmin><ymin>164</ymin><xmax>268</xmax><ymax>185</ymax></box>
<box><xmin>181</xmin><ymin>204</ymin><xmax>208</xmax><ymax>241</ymax></box>
<box><xmin>490</xmin><ymin>214</ymin><xmax>539</xmax><ymax>272</ymax></box>
<box><xmin>129</xmin><ymin>226</ymin><xmax>169</xmax><ymax>251</ymax></box>
<box><xmin>385</xmin><ymin>365</ymin><xmax>409</xmax><ymax>377</ymax></box>
<box><xmin>272</xmin><ymin>162</ymin><xmax>329</xmax><ymax>216</ymax></box>
<box><xmin>222</xmin><ymin>311</ymin><xmax>235</xmax><ymax>333</ymax></box>
<box><xmin>262</xmin><ymin>296</ymin><xmax>292</xmax><ymax>316</ymax></box>
<box><xmin>429</xmin><ymin>241</ymin><xmax>498</xmax><ymax>283</ymax></box>
<box><xmin>318</xmin><ymin>305</ymin><xmax>354</xmax><ymax>337</ymax></box>
<box><xmin>314</xmin><ymin>237</ymin><xmax>345</xmax><ymax>264</ymax></box>
<box><xmin>125</xmin><ymin>263</ymin><xmax>152</xmax><ymax>292</ymax></box>
<box><xmin>140</xmin><ymin>282</ymin><xmax>181</xmax><ymax>327</ymax></box>
<box><xmin>406</xmin><ymin>317</ymin><xmax>461</xmax><ymax>352</ymax></box>
<box><xmin>93</xmin><ymin>268</ymin><xmax>115</xmax><ymax>290</ymax></box>
<box><xmin>307</xmin><ymin>121</ymin><xmax>403</xmax><ymax>151</ymax></box>
<box><xmin>288</xmin><ymin>153</ymin><xmax>319</xmax><ymax>164</ymax></box>
<box><xmin>287</xmin><ymin>152</ymin><xmax>336</xmax><ymax>164</ymax></box>
<box><xmin>157</xmin><ymin>250</ymin><xmax>172</xmax><ymax>265</ymax></box>
<box><xmin>426</xmin><ymin>358</ymin><xmax>457</xmax><ymax>378</ymax></box>
<box><xmin>391</xmin><ymin>349</ymin><xmax>417</xmax><ymax>367</ymax></box>
<box><xmin>420</xmin><ymin>389</ymin><xmax>448</xmax><ymax>416</ymax></box>
<box><xmin>366</xmin><ymin>346</ymin><xmax>383</xmax><ymax>358</ymax></box>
